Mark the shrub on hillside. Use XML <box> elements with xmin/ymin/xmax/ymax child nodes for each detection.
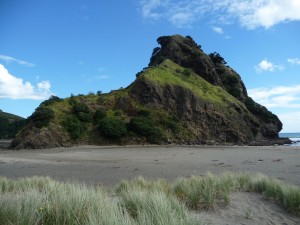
<box><xmin>245</xmin><ymin>97</ymin><xmax>278</xmax><ymax>123</ymax></box>
<box><xmin>71</xmin><ymin>101</ymin><xmax>92</xmax><ymax>122</ymax></box>
<box><xmin>128</xmin><ymin>116</ymin><xmax>163</xmax><ymax>143</ymax></box>
<box><xmin>94</xmin><ymin>109</ymin><xmax>107</xmax><ymax>123</ymax></box>
<box><xmin>28</xmin><ymin>107</ymin><xmax>55</xmax><ymax>128</ymax></box>
<box><xmin>40</xmin><ymin>95</ymin><xmax>63</xmax><ymax>107</ymax></box>
<box><xmin>62</xmin><ymin>115</ymin><xmax>86</xmax><ymax>140</ymax></box>
<box><xmin>99</xmin><ymin>117</ymin><xmax>127</xmax><ymax>139</ymax></box>
<box><xmin>137</xmin><ymin>109</ymin><xmax>150</xmax><ymax>117</ymax></box>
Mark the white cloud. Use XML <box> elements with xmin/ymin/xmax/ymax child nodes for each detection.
<box><xmin>277</xmin><ymin>111</ymin><xmax>300</xmax><ymax>132</ymax></box>
<box><xmin>139</xmin><ymin>0</ymin><xmax>300</xmax><ymax>29</ymax></box>
<box><xmin>0</xmin><ymin>64</ymin><xmax>52</xmax><ymax>100</ymax></box>
<box><xmin>0</xmin><ymin>55</ymin><xmax>35</xmax><ymax>67</ymax></box>
<box><xmin>248</xmin><ymin>85</ymin><xmax>300</xmax><ymax>108</ymax></box>
<box><xmin>287</xmin><ymin>58</ymin><xmax>300</xmax><ymax>65</ymax></box>
<box><xmin>212</xmin><ymin>26</ymin><xmax>223</xmax><ymax>34</ymax></box>
<box><xmin>255</xmin><ymin>59</ymin><xmax>284</xmax><ymax>72</ymax></box>
<box><xmin>140</xmin><ymin>0</ymin><xmax>166</xmax><ymax>20</ymax></box>
<box><xmin>249</xmin><ymin>84</ymin><xmax>300</xmax><ymax>132</ymax></box>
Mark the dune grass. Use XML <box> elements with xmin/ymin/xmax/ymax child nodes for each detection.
<box><xmin>0</xmin><ymin>173</ymin><xmax>299</xmax><ymax>225</ymax></box>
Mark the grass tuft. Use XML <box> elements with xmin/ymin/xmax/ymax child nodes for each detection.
<box><xmin>1</xmin><ymin>173</ymin><xmax>299</xmax><ymax>225</ymax></box>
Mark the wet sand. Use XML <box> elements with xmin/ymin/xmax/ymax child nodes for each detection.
<box><xmin>0</xmin><ymin>145</ymin><xmax>299</xmax><ymax>186</ymax></box>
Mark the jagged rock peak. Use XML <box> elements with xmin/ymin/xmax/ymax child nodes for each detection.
<box><xmin>149</xmin><ymin>35</ymin><xmax>221</xmax><ymax>86</ymax></box>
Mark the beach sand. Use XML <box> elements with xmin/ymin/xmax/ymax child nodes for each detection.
<box><xmin>0</xmin><ymin>145</ymin><xmax>299</xmax><ymax>224</ymax></box>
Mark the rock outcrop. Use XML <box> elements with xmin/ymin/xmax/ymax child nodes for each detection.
<box><xmin>10</xmin><ymin>35</ymin><xmax>287</xmax><ymax>149</ymax></box>
<box><xmin>149</xmin><ymin>35</ymin><xmax>282</xmax><ymax>139</ymax></box>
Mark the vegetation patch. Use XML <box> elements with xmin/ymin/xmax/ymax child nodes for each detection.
<box><xmin>1</xmin><ymin>173</ymin><xmax>299</xmax><ymax>225</ymax></box>
<box><xmin>28</xmin><ymin>107</ymin><xmax>55</xmax><ymax>128</ymax></box>
<box><xmin>128</xmin><ymin>116</ymin><xmax>163</xmax><ymax>144</ymax></box>
<box><xmin>62</xmin><ymin>115</ymin><xmax>87</xmax><ymax>140</ymax></box>
<box><xmin>140</xmin><ymin>59</ymin><xmax>246</xmax><ymax>113</ymax></box>
<box><xmin>99</xmin><ymin>117</ymin><xmax>127</xmax><ymax>139</ymax></box>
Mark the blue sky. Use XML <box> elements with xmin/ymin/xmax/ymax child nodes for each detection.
<box><xmin>0</xmin><ymin>0</ymin><xmax>300</xmax><ymax>132</ymax></box>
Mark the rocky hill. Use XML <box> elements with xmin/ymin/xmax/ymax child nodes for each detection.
<box><xmin>0</xmin><ymin>110</ymin><xmax>25</xmax><ymax>139</ymax></box>
<box><xmin>10</xmin><ymin>35</ymin><xmax>288</xmax><ymax>149</ymax></box>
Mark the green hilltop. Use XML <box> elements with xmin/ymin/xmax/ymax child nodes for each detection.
<box><xmin>10</xmin><ymin>35</ymin><xmax>288</xmax><ymax>149</ymax></box>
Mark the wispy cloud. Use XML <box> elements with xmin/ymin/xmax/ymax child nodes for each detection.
<box><xmin>0</xmin><ymin>64</ymin><xmax>52</xmax><ymax>100</ymax></box>
<box><xmin>139</xmin><ymin>0</ymin><xmax>300</xmax><ymax>29</ymax></box>
<box><xmin>255</xmin><ymin>59</ymin><xmax>284</xmax><ymax>73</ymax></box>
<box><xmin>212</xmin><ymin>26</ymin><xmax>223</xmax><ymax>34</ymax></box>
<box><xmin>287</xmin><ymin>58</ymin><xmax>300</xmax><ymax>65</ymax></box>
<box><xmin>248</xmin><ymin>85</ymin><xmax>300</xmax><ymax>108</ymax></box>
<box><xmin>0</xmin><ymin>55</ymin><xmax>35</xmax><ymax>67</ymax></box>
<box><xmin>249</xmin><ymin>84</ymin><xmax>300</xmax><ymax>132</ymax></box>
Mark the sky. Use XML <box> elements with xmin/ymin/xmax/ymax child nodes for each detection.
<box><xmin>0</xmin><ymin>0</ymin><xmax>300</xmax><ymax>133</ymax></box>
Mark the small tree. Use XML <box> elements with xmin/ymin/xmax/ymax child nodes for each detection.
<box><xmin>209</xmin><ymin>52</ymin><xmax>227</xmax><ymax>65</ymax></box>
<box><xmin>28</xmin><ymin>107</ymin><xmax>55</xmax><ymax>128</ymax></box>
<box><xmin>63</xmin><ymin>115</ymin><xmax>86</xmax><ymax>140</ymax></box>
<box><xmin>99</xmin><ymin>117</ymin><xmax>127</xmax><ymax>138</ymax></box>
<box><xmin>128</xmin><ymin>116</ymin><xmax>163</xmax><ymax>143</ymax></box>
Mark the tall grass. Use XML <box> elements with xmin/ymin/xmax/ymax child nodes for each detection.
<box><xmin>0</xmin><ymin>173</ymin><xmax>299</xmax><ymax>225</ymax></box>
<box><xmin>0</xmin><ymin>176</ymin><xmax>197</xmax><ymax>225</ymax></box>
<box><xmin>116</xmin><ymin>173</ymin><xmax>300</xmax><ymax>213</ymax></box>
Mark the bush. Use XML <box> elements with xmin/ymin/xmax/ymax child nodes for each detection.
<box><xmin>94</xmin><ymin>109</ymin><xmax>107</xmax><ymax>123</ymax></box>
<box><xmin>182</xmin><ymin>68</ymin><xmax>192</xmax><ymax>76</ymax></box>
<box><xmin>129</xmin><ymin>117</ymin><xmax>163</xmax><ymax>143</ymax></box>
<box><xmin>209</xmin><ymin>52</ymin><xmax>227</xmax><ymax>65</ymax></box>
<box><xmin>40</xmin><ymin>95</ymin><xmax>63</xmax><ymax>107</ymax></box>
<box><xmin>62</xmin><ymin>115</ymin><xmax>86</xmax><ymax>140</ymax></box>
<box><xmin>99</xmin><ymin>117</ymin><xmax>127</xmax><ymax>139</ymax></box>
<box><xmin>137</xmin><ymin>109</ymin><xmax>150</xmax><ymax>117</ymax></box>
<box><xmin>28</xmin><ymin>107</ymin><xmax>55</xmax><ymax>128</ymax></box>
<box><xmin>244</xmin><ymin>97</ymin><xmax>278</xmax><ymax>123</ymax></box>
<box><xmin>71</xmin><ymin>101</ymin><xmax>92</xmax><ymax>122</ymax></box>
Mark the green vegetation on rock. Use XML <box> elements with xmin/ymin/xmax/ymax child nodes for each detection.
<box><xmin>99</xmin><ymin>117</ymin><xmax>127</xmax><ymax>139</ymax></box>
<box><xmin>28</xmin><ymin>107</ymin><xmax>55</xmax><ymax>129</ymax></box>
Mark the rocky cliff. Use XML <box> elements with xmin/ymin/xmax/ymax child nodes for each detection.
<box><xmin>149</xmin><ymin>35</ymin><xmax>282</xmax><ymax>139</ymax></box>
<box><xmin>10</xmin><ymin>35</ymin><xmax>287</xmax><ymax>149</ymax></box>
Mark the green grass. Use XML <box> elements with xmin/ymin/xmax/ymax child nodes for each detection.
<box><xmin>1</xmin><ymin>173</ymin><xmax>299</xmax><ymax>225</ymax></box>
<box><xmin>140</xmin><ymin>60</ymin><xmax>247</xmax><ymax>112</ymax></box>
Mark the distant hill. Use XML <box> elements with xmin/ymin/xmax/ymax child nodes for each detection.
<box><xmin>10</xmin><ymin>35</ymin><xmax>288</xmax><ymax>149</ymax></box>
<box><xmin>0</xmin><ymin>110</ymin><xmax>25</xmax><ymax>139</ymax></box>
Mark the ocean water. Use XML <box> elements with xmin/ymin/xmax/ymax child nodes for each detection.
<box><xmin>279</xmin><ymin>133</ymin><xmax>300</xmax><ymax>146</ymax></box>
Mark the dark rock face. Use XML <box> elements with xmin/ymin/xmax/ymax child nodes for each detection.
<box><xmin>129</xmin><ymin>77</ymin><xmax>260</xmax><ymax>144</ymax></box>
<box><xmin>149</xmin><ymin>35</ymin><xmax>282</xmax><ymax>139</ymax></box>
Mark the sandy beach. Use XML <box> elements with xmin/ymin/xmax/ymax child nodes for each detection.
<box><xmin>0</xmin><ymin>145</ymin><xmax>299</xmax><ymax>224</ymax></box>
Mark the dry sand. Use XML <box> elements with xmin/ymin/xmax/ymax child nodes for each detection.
<box><xmin>0</xmin><ymin>145</ymin><xmax>299</xmax><ymax>224</ymax></box>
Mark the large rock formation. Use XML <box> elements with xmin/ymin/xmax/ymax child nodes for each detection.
<box><xmin>10</xmin><ymin>35</ymin><xmax>288</xmax><ymax>149</ymax></box>
<box><xmin>149</xmin><ymin>35</ymin><xmax>282</xmax><ymax>139</ymax></box>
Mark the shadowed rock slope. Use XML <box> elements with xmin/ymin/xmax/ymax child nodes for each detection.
<box><xmin>10</xmin><ymin>35</ymin><xmax>288</xmax><ymax>149</ymax></box>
